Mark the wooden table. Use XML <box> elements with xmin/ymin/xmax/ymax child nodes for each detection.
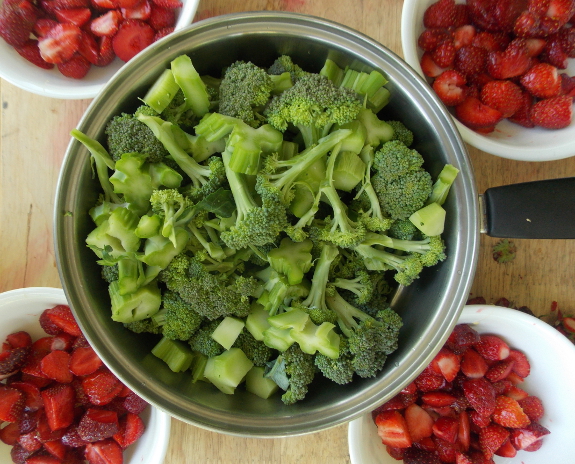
<box><xmin>1</xmin><ymin>0</ymin><xmax>575</xmax><ymax>462</ymax></box>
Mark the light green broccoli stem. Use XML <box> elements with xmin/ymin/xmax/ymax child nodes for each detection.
<box><xmin>427</xmin><ymin>164</ymin><xmax>460</xmax><ymax>206</ymax></box>
<box><xmin>143</xmin><ymin>68</ymin><xmax>180</xmax><ymax>113</ymax></box>
<box><xmin>301</xmin><ymin>244</ymin><xmax>339</xmax><ymax>311</ymax></box>
<box><xmin>221</xmin><ymin>149</ymin><xmax>258</xmax><ymax>224</ymax></box>
<box><xmin>151</xmin><ymin>336</ymin><xmax>195</xmax><ymax>372</ymax></box>
<box><xmin>171</xmin><ymin>54</ymin><xmax>210</xmax><ymax>118</ymax></box>
<box><xmin>325</xmin><ymin>288</ymin><xmax>373</xmax><ymax>338</ymax></box>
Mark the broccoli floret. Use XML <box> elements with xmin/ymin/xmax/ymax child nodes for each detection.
<box><xmin>124</xmin><ymin>318</ymin><xmax>163</xmax><ymax>335</ymax></box>
<box><xmin>265</xmin><ymin>344</ymin><xmax>316</xmax><ymax>405</ymax></box>
<box><xmin>265</xmin><ymin>73</ymin><xmax>362</xmax><ymax>148</ymax></box>
<box><xmin>373</xmin><ymin>140</ymin><xmax>424</xmax><ymax>181</ymax></box>
<box><xmin>105</xmin><ymin>111</ymin><xmax>169</xmax><ymax>163</ymax></box>
<box><xmin>362</xmin><ymin>232</ymin><xmax>446</xmax><ymax>268</ymax></box>
<box><xmin>233</xmin><ymin>331</ymin><xmax>274</xmax><ymax>367</ymax></box>
<box><xmin>219</xmin><ymin>61</ymin><xmax>274</xmax><ymax>128</ymax></box>
<box><xmin>101</xmin><ymin>264</ymin><xmax>119</xmax><ymax>283</ymax></box>
<box><xmin>325</xmin><ymin>288</ymin><xmax>402</xmax><ymax>378</ymax></box>
<box><xmin>268</xmin><ymin>55</ymin><xmax>308</xmax><ymax>82</ymax></box>
<box><xmin>188</xmin><ymin>319</ymin><xmax>225</xmax><ymax>357</ymax></box>
<box><xmin>387</xmin><ymin>120</ymin><xmax>414</xmax><ymax>147</ymax></box>
<box><xmin>153</xmin><ymin>290</ymin><xmax>203</xmax><ymax>341</ymax></box>
<box><xmin>333</xmin><ymin>270</ymin><xmax>376</xmax><ymax>305</ymax></box>
<box><xmin>314</xmin><ymin>337</ymin><xmax>354</xmax><ymax>385</ymax></box>
<box><xmin>387</xmin><ymin>219</ymin><xmax>420</xmax><ymax>241</ymax></box>
<box><xmin>149</xmin><ymin>188</ymin><xmax>195</xmax><ymax>246</ymax></box>
<box><xmin>158</xmin><ymin>89</ymin><xmax>197</xmax><ymax>129</ymax></box>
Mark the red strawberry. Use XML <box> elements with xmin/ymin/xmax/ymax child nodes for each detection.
<box><xmin>121</xmin><ymin>0</ymin><xmax>152</xmax><ymax>20</ymax></box>
<box><xmin>558</xmin><ymin>26</ymin><xmax>575</xmax><ymax>57</ymax></box>
<box><xmin>0</xmin><ymin>347</ymin><xmax>30</xmax><ymax>376</ymax></box>
<box><xmin>514</xmin><ymin>10</ymin><xmax>541</xmax><ymax>37</ymax></box>
<box><xmin>149</xmin><ymin>0</ymin><xmax>182</xmax><ymax>8</ymax></box>
<box><xmin>523</xmin><ymin>37</ymin><xmax>547</xmax><ymax>57</ymax></box>
<box><xmin>468</xmin><ymin>0</ymin><xmax>500</xmax><ymax>31</ymax></box>
<box><xmin>16</xmin><ymin>39</ymin><xmax>53</xmax><ymax>71</ymax></box>
<box><xmin>480</xmin><ymin>79</ymin><xmax>523</xmax><ymax>118</ymax></box>
<box><xmin>562</xmin><ymin>315</ymin><xmax>575</xmax><ymax>331</ymax></box>
<box><xmin>453</xmin><ymin>3</ymin><xmax>471</xmax><ymax>27</ymax></box>
<box><xmin>0</xmin><ymin>421</ymin><xmax>20</xmax><ymax>445</ymax></box>
<box><xmin>39</xmin><ymin>310</ymin><xmax>63</xmax><ymax>336</ymax></box>
<box><xmin>506</xmin><ymin>349</ymin><xmax>531</xmax><ymax>377</ymax></box>
<box><xmin>403</xmin><ymin>448</ymin><xmax>442</xmax><ymax>464</ymax></box>
<box><xmin>524</xmin><ymin>438</ymin><xmax>544</xmax><ymax>451</ymax></box>
<box><xmin>148</xmin><ymin>5</ymin><xmax>176</xmax><ymax>30</ymax></box>
<box><xmin>61</xmin><ymin>425</ymin><xmax>89</xmax><ymax>448</ymax></box>
<box><xmin>91</xmin><ymin>0</ymin><xmax>117</xmax><ymax>9</ymax></box>
<box><xmin>0</xmin><ymin>0</ymin><xmax>38</xmax><ymax>47</ymax></box>
<box><xmin>82</xmin><ymin>370</ymin><xmax>123</xmax><ymax>406</ymax></box>
<box><xmin>433</xmin><ymin>70</ymin><xmax>469</xmax><ymax>106</ymax></box>
<box><xmin>432</xmin><ymin>416</ymin><xmax>459</xmax><ymax>443</ymax></box>
<box><xmin>455</xmin><ymin>452</ymin><xmax>474</xmax><ymax>464</ymax></box>
<box><xmin>23</xmin><ymin>453</ymin><xmax>62</xmax><ymax>464</ymax></box>
<box><xmin>10</xmin><ymin>381</ymin><xmax>43</xmax><ymax>412</ymax></box>
<box><xmin>505</xmin><ymin>384</ymin><xmax>528</xmax><ymax>401</ymax></box>
<box><xmin>487</xmin><ymin>42</ymin><xmax>531</xmax><ymax>79</ymax></box>
<box><xmin>546</xmin><ymin>0</ymin><xmax>575</xmax><ymax>24</ymax></box>
<box><xmin>446</xmin><ymin>324</ymin><xmax>481</xmax><ymax>355</ymax></box>
<box><xmin>112</xmin><ymin>412</ymin><xmax>145</xmax><ymax>448</ymax></box>
<box><xmin>58</xmin><ymin>53</ymin><xmax>92</xmax><ymax>79</ymax></box>
<box><xmin>84</xmin><ymin>439</ymin><xmax>124</xmax><ymax>464</ymax></box>
<box><xmin>403</xmin><ymin>403</ymin><xmax>434</xmax><ymax>443</ymax></box>
<box><xmin>485</xmin><ymin>359</ymin><xmax>515</xmax><ymax>382</ymax></box>
<box><xmin>510</xmin><ymin>422</ymin><xmax>550</xmax><ymax>450</ymax></box>
<box><xmin>458</xmin><ymin>410</ymin><xmax>471</xmax><ymax>451</ymax></box>
<box><xmin>95</xmin><ymin>35</ymin><xmax>116</xmax><ymax>67</ymax></box>
<box><xmin>492</xmin><ymin>395</ymin><xmax>531</xmax><ymax>428</ymax></box>
<box><xmin>495</xmin><ymin>438</ymin><xmax>518</xmax><ymax>457</ymax></box>
<box><xmin>375</xmin><ymin>410</ymin><xmax>412</xmax><ymax>449</ymax></box>
<box><xmin>55</xmin><ymin>8</ymin><xmax>92</xmax><ymax>27</ymax></box>
<box><xmin>17</xmin><ymin>431</ymin><xmax>42</xmax><ymax>453</ymax></box>
<box><xmin>418</xmin><ymin>28</ymin><xmax>451</xmax><ymax>52</ymax></box>
<box><xmin>153</xmin><ymin>26</ymin><xmax>173</xmax><ymax>41</ymax></box>
<box><xmin>50</xmin><ymin>333</ymin><xmax>76</xmax><ymax>351</ymax></box>
<box><xmin>530</xmin><ymin>95</ymin><xmax>573</xmax><ymax>128</ymax></box>
<box><xmin>43</xmin><ymin>440</ymin><xmax>68</xmax><ymax>460</ymax></box>
<box><xmin>33</xmin><ymin>18</ymin><xmax>59</xmax><ymax>38</ymax></box>
<box><xmin>454</xmin><ymin>45</ymin><xmax>488</xmax><ymax>77</ymax></box>
<box><xmin>474</xmin><ymin>334</ymin><xmax>510</xmax><ymax>361</ymax></box>
<box><xmin>421</xmin><ymin>51</ymin><xmax>452</xmax><ymax>77</ymax></box>
<box><xmin>462</xmin><ymin>377</ymin><xmax>496</xmax><ymax>416</ymax></box>
<box><xmin>415</xmin><ymin>370</ymin><xmax>446</xmax><ymax>392</ymax></box>
<box><xmin>6</xmin><ymin>331</ymin><xmax>33</xmax><ymax>349</ymax></box>
<box><xmin>40</xmin><ymin>350</ymin><xmax>73</xmax><ymax>383</ymax></box>
<box><xmin>508</xmin><ymin>89</ymin><xmax>535</xmax><ymax>127</ymax></box>
<box><xmin>518</xmin><ymin>395</ymin><xmax>544</xmax><ymax>421</ymax></box>
<box><xmin>422</xmin><ymin>391</ymin><xmax>457</xmax><ymax>407</ymax></box>
<box><xmin>541</xmin><ymin>35</ymin><xmax>570</xmax><ymax>68</ymax></box>
<box><xmin>424</xmin><ymin>0</ymin><xmax>458</xmax><ymax>28</ymax></box>
<box><xmin>90</xmin><ymin>10</ymin><xmax>122</xmax><ymax>37</ymax></box>
<box><xmin>112</xmin><ymin>19</ymin><xmax>155</xmax><ymax>62</ymax></box>
<box><xmin>494</xmin><ymin>0</ymin><xmax>530</xmax><ymax>32</ymax></box>
<box><xmin>78</xmin><ymin>408</ymin><xmax>120</xmax><ymax>442</ymax></box>
<box><xmin>460</xmin><ymin>348</ymin><xmax>489</xmax><ymax>378</ymax></box>
<box><xmin>521</xmin><ymin>62</ymin><xmax>562</xmax><ymax>98</ymax></box>
<box><xmin>453</xmin><ymin>25</ymin><xmax>477</xmax><ymax>50</ymax></box>
<box><xmin>122</xmin><ymin>391</ymin><xmax>148</xmax><ymax>415</ymax></box>
<box><xmin>472</xmin><ymin>31</ymin><xmax>504</xmax><ymax>52</ymax></box>
<box><xmin>69</xmin><ymin>346</ymin><xmax>103</xmax><ymax>377</ymax></box>
<box><xmin>0</xmin><ymin>385</ymin><xmax>25</xmax><ymax>422</ymax></box>
<box><xmin>430</xmin><ymin>347</ymin><xmax>461</xmax><ymax>382</ymax></box>
<box><xmin>479</xmin><ymin>424</ymin><xmax>510</xmax><ymax>459</ymax></box>
<box><xmin>38</xmin><ymin>23</ymin><xmax>82</xmax><ymax>65</ymax></box>
<box><xmin>53</xmin><ymin>0</ymin><xmax>90</xmax><ymax>7</ymax></box>
<box><xmin>41</xmin><ymin>383</ymin><xmax>76</xmax><ymax>431</ymax></box>
<box><xmin>455</xmin><ymin>96</ymin><xmax>503</xmax><ymax>129</ymax></box>
<box><xmin>529</xmin><ymin>0</ymin><xmax>551</xmax><ymax>16</ymax></box>
<box><xmin>432</xmin><ymin>39</ymin><xmax>457</xmax><ymax>67</ymax></box>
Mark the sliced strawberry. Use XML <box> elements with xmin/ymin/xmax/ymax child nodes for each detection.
<box><xmin>404</xmin><ymin>403</ymin><xmax>434</xmax><ymax>443</ymax></box>
<box><xmin>40</xmin><ymin>350</ymin><xmax>73</xmax><ymax>383</ymax></box>
<box><xmin>112</xmin><ymin>19</ymin><xmax>155</xmax><ymax>62</ymax></box>
<box><xmin>375</xmin><ymin>410</ymin><xmax>412</xmax><ymax>449</ymax></box>
<box><xmin>422</xmin><ymin>391</ymin><xmax>457</xmax><ymax>407</ymax></box>
<box><xmin>505</xmin><ymin>384</ymin><xmax>529</xmax><ymax>400</ymax></box>
<box><xmin>446</xmin><ymin>324</ymin><xmax>481</xmax><ymax>355</ymax></box>
<box><xmin>149</xmin><ymin>5</ymin><xmax>175</xmax><ymax>31</ymax></box>
<box><xmin>17</xmin><ymin>431</ymin><xmax>42</xmax><ymax>453</ymax></box>
<box><xmin>10</xmin><ymin>381</ymin><xmax>43</xmax><ymax>412</ymax></box>
<box><xmin>77</xmin><ymin>408</ymin><xmax>119</xmax><ymax>442</ymax></box>
<box><xmin>41</xmin><ymin>384</ymin><xmax>76</xmax><ymax>431</ymax></box>
<box><xmin>495</xmin><ymin>437</ymin><xmax>518</xmax><ymax>457</ymax></box>
<box><xmin>121</xmin><ymin>0</ymin><xmax>151</xmax><ymax>20</ymax></box>
<box><xmin>61</xmin><ymin>425</ymin><xmax>89</xmax><ymax>448</ymax></box>
<box><xmin>458</xmin><ymin>410</ymin><xmax>471</xmax><ymax>451</ymax></box>
<box><xmin>518</xmin><ymin>395</ymin><xmax>545</xmax><ymax>421</ymax></box>
<box><xmin>562</xmin><ymin>315</ymin><xmax>575</xmax><ymax>332</ymax></box>
<box><xmin>546</xmin><ymin>0</ymin><xmax>575</xmax><ymax>25</ymax></box>
<box><xmin>529</xmin><ymin>0</ymin><xmax>551</xmax><ymax>16</ymax></box>
<box><xmin>453</xmin><ymin>25</ymin><xmax>477</xmax><ymax>50</ymax></box>
<box><xmin>33</xmin><ymin>18</ymin><xmax>59</xmax><ymax>38</ymax></box>
<box><xmin>82</xmin><ymin>370</ymin><xmax>123</xmax><ymax>406</ymax></box>
<box><xmin>432</xmin><ymin>39</ymin><xmax>457</xmax><ymax>67</ymax></box>
<box><xmin>430</xmin><ymin>346</ymin><xmax>461</xmax><ymax>382</ymax></box>
<box><xmin>55</xmin><ymin>8</ymin><xmax>92</xmax><ymax>27</ymax></box>
<box><xmin>462</xmin><ymin>377</ymin><xmax>496</xmax><ymax>416</ymax></box>
<box><xmin>0</xmin><ymin>347</ymin><xmax>30</xmax><ymax>376</ymax></box>
<box><xmin>508</xmin><ymin>89</ymin><xmax>535</xmax><ymax>127</ymax></box>
<box><xmin>468</xmin><ymin>0</ymin><xmax>500</xmax><ymax>31</ymax></box>
<box><xmin>494</xmin><ymin>0</ymin><xmax>529</xmax><ymax>32</ymax></box>
<box><xmin>492</xmin><ymin>395</ymin><xmax>531</xmax><ymax>428</ymax></box>
<box><xmin>38</xmin><ymin>23</ymin><xmax>82</xmax><ymax>65</ymax></box>
<box><xmin>58</xmin><ymin>53</ymin><xmax>92</xmax><ymax>79</ymax></box>
<box><xmin>558</xmin><ymin>26</ymin><xmax>575</xmax><ymax>57</ymax></box>
<box><xmin>53</xmin><ymin>0</ymin><xmax>91</xmax><ymax>7</ymax></box>
<box><xmin>39</xmin><ymin>310</ymin><xmax>63</xmax><ymax>336</ymax></box>
<box><xmin>421</xmin><ymin>51</ymin><xmax>452</xmax><ymax>78</ymax></box>
<box><xmin>432</xmin><ymin>416</ymin><xmax>459</xmax><ymax>443</ymax></box>
<box><xmin>460</xmin><ymin>348</ymin><xmax>489</xmax><ymax>378</ymax></box>
<box><xmin>433</xmin><ymin>70</ymin><xmax>469</xmax><ymax>106</ymax></box>
<box><xmin>510</xmin><ymin>422</ymin><xmax>550</xmax><ymax>450</ymax></box>
<box><xmin>0</xmin><ymin>0</ymin><xmax>38</xmax><ymax>47</ymax></box>
<box><xmin>480</xmin><ymin>79</ymin><xmax>523</xmax><ymax>118</ymax></box>
<box><xmin>485</xmin><ymin>359</ymin><xmax>515</xmax><ymax>382</ymax></box>
<box><xmin>415</xmin><ymin>370</ymin><xmax>446</xmax><ymax>392</ymax></box>
<box><xmin>153</xmin><ymin>25</ymin><xmax>173</xmax><ymax>41</ymax></box>
<box><xmin>521</xmin><ymin>62</ymin><xmax>562</xmax><ymax>97</ymax></box>
<box><xmin>69</xmin><ymin>346</ymin><xmax>103</xmax><ymax>377</ymax></box>
<box><xmin>95</xmin><ymin>35</ymin><xmax>116</xmax><ymax>66</ymax></box>
<box><xmin>43</xmin><ymin>440</ymin><xmax>68</xmax><ymax>461</ymax></box>
<box><xmin>541</xmin><ymin>35</ymin><xmax>570</xmax><ymax>68</ymax></box>
<box><xmin>122</xmin><ymin>391</ymin><xmax>148</xmax><ymax>415</ymax></box>
<box><xmin>418</xmin><ymin>27</ymin><xmax>451</xmax><ymax>52</ymax></box>
<box><xmin>506</xmin><ymin>349</ymin><xmax>531</xmax><ymax>377</ymax></box>
<box><xmin>487</xmin><ymin>41</ymin><xmax>531</xmax><ymax>79</ymax></box>
<box><xmin>479</xmin><ymin>423</ymin><xmax>510</xmax><ymax>459</ymax></box>
<box><xmin>0</xmin><ymin>385</ymin><xmax>25</xmax><ymax>422</ymax></box>
<box><xmin>91</xmin><ymin>0</ymin><xmax>117</xmax><ymax>9</ymax></box>
<box><xmin>90</xmin><ymin>10</ymin><xmax>122</xmax><ymax>37</ymax></box>
<box><xmin>0</xmin><ymin>421</ymin><xmax>21</xmax><ymax>445</ymax></box>
<box><xmin>524</xmin><ymin>438</ymin><xmax>544</xmax><ymax>451</ymax></box>
<box><xmin>113</xmin><ymin>412</ymin><xmax>145</xmax><ymax>448</ymax></box>
<box><xmin>514</xmin><ymin>10</ymin><xmax>541</xmax><ymax>37</ymax></box>
<box><xmin>455</xmin><ymin>96</ymin><xmax>503</xmax><ymax>129</ymax></box>
<box><xmin>472</xmin><ymin>31</ymin><xmax>504</xmax><ymax>52</ymax></box>
<box><xmin>6</xmin><ymin>331</ymin><xmax>33</xmax><ymax>349</ymax></box>
<box><xmin>530</xmin><ymin>95</ymin><xmax>573</xmax><ymax>128</ymax></box>
<box><xmin>22</xmin><ymin>452</ymin><xmax>62</xmax><ymax>464</ymax></box>
<box><xmin>424</xmin><ymin>0</ymin><xmax>458</xmax><ymax>28</ymax></box>
<box><xmin>404</xmin><ymin>448</ymin><xmax>442</xmax><ymax>463</ymax></box>
<box><xmin>149</xmin><ymin>0</ymin><xmax>182</xmax><ymax>8</ymax></box>
<box><xmin>454</xmin><ymin>45</ymin><xmax>488</xmax><ymax>77</ymax></box>
<box><xmin>84</xmin><ymin>438</ymin><xmax>124</xmax><ymax>464</ymax></box>
<box><xmin>474</xmin><ymin>334</ymin><xmax>510</xmax><ymax>361</ymax></box>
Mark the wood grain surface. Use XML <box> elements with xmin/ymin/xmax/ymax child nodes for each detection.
<box><xmin>1</xmin><ymin>0</ymin><xmax>574</xmax><ymax>462</ymax></box>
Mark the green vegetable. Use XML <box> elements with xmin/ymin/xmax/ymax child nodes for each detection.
<box><xmin>151</xmin><ymin>336</ymin><xmax>195</xmax><ymax>372</ymax></box>
<box><xmin>203</xmin><ymin>348</ymin><xmax>254</xmax><ymax>394</ymax></box>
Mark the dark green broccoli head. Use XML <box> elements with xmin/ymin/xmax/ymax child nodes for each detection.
<box><xmin>281</xmin><ymin>344</ymin><xmax>316</xmax><ymax>405</ymax></box>
<box><xmin>188</xmin><ymin>319</ymin><xmax>225</xmax><ymax>357</ymax></box>
<box><xmin>160</xmin><ymin>290</ymin><xmax>204</xmax><ymax>341</ymax></box>
<box><xmin>387</xmin><ymin>120</ymin><xmax>414</xmax><ymax>147</ymax></box>
<box><xmin>267</xmin><ymin>55</ymin><xmax>308</xmax><ymax>81</ymax></box>
<box><xmin>314</xmin><ymin>337</ymin><xmax>354</xmax><ymax>385</ymax></box>
<box><xmin>233</xmin><ymin>331</ymin><xmax>274</xmax><ymax>367</ymax></box>
<box><xmin>124</xmin><ymin>318</ymin><xmax>163</xmax><ymax>335</ymax></box>
<box><xmin>373</xmin><ymin>140</ymin><xmax>424</xmax><ymax>181</ymax></box>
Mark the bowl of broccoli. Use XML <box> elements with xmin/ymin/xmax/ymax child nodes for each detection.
<box><xmin>54</xmin><ymin>11</ymin><xmax>478</xmax><ymax>436</ymax></box>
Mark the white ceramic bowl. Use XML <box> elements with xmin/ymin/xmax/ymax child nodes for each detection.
<box><xmin>348</xmin><ymin>304</ymin><xmax>575</xmax><ymax>464</ymax></box>
<box><xmin>0</xmin><ymin>0</ymin><xmax>199</xmax><ymax>99</ymax></box>
<box><xmin>401</xmin><ymin>0</ymin><xmax>575</xmax><ymax>161</ymax></box>
<box><xmin>0</xmin><ymin>287</ymin><xmax>171</xmax><ymax>464</ymax></box>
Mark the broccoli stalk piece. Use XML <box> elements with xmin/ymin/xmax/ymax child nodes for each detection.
<box><xmin>267</xmin><ymin>237</ymin><xmax>313</xmax><ymax>286</ymax></box>
<box><xmin>264</xmin><ymin>344</ymin><xmax>316</xmax><ymax>405</ymax></box>
<box><xmin>427</xmin><ymin>164</ymin><xmax>460</xmax><ymax>206</ymax></box>
<box><xmin>218</xmin><ymin>60</ymin><xmax>274</xmax><ymax>128</ymax></box>
<box><xmin>361</xmin><ymin>232</ymin><xmax>446</xmax><ymax>267</ymax></box>
<box><xmin>151</xmin><ymin>336</ymin><xmax>196</xmax><ymax>373</ymax></box>
<box><xmin>256</xmin><ymin>268</ymin><xmax>309</xmax><ymax>316</ymax></box>
<box><xmin>265</xmin><ymin>73</ymin><xmax>362</xmax><ymax>148</ymax></box>
<box><xmin>109</xmin><ymin>280</ymin><xmax>162</xmax><ymax>323</ymax></box>
<box><xmin>170</xmin><ymin>54</ymin><xmax>210</xmax><ymax>118</ymax></box>
<box><xmin>325</xmin><ymin>288</ymin><xmax>402</xmax><ymax>378</ymax></box>
<box><xmin>142</xmin><ymin>68</ymin><xmax>181</xmax><ymax>113</ymax></box>
<box><xmin>211</xmin><ymin>316</ymin><xmax>245</xmax><ymax>350</ymax></box>
<box><xmin>409</xmin><ymin>202</ymin><xmax>447</xmax><ymax>237</ymax></box>
<box><xmin>203</xmin><ymin>348</ymin><xmax>254</xmax><ymax>394</ymax></box>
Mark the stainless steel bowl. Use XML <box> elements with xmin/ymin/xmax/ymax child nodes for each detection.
<box><xmin>54</xmin><ymin>11</ymin><xmax>478</xmax><ymax>437</ymax></box>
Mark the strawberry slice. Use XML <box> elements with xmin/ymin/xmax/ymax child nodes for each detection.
<box><xmin>85</xmin><ymin>438</ymin><xmax>124</xmax><ymax>464</ymax></box>
<box><xmin>518</xmin><ymin>395</ymin><xmax>545</xmax><ymax>421</ymax></box>
<box><xmin>58</xmin><ymin>53</ymin><xmax>92</xmax><ymax>79</ymax></box>
<box><xmin>40</xmin><ymin>305</ymin><xmax>82</xmax><ymax>338</ymax></box>
<box><xmin>487</xmin><ymin>41</ymin><xmax>531</xmax><ymax>79</ymax></box>
<box><xmin>454</xmin><ymin>45</ymin><xmax>488</xmax><ymax>77</ymax></box>
<box><xmin>495</xmin><ymin>437</ymin><xmax>518</xmax><ymax>457</ymax></box>
<box><xmin>16</xmin><ymin>38</ymin><xmax>56</xmax><ymax>70</ymax></box>
<box><xmin>468</xmin><ymin>0</ymin><xmax>500</xmax><ymax>31</ymax></box>
<box><xmin>38</xmin><ymin>23</ymin><xmax>82</xmax><ymax>65</ymax></box>
<box><xmin>418</xmin><ymin>27</ymin><xmax>451</xmax><ymax>52</ymax></box>
<box><xmin>375</xmin><ymin>410</ymin><xmax>412</xmax><ymax>449</ymax></box>
<box><xmin>432</xmin><ymin>416</ymin><xmax>459</xmax><ymax>443</ymax></box>
<box><xmin>149</xmin><ymin>5</ymin><xmax>175</xmax><ymax>30</ymax></box>
<box><xmin>530</xmin><ymin>95</ymin><xmax>573</xmax><ymax>128</ymax></box>
<box><xmin>510</xmin><ymin>422</ymin><xmax>550</xmax><ymax>450</ymax></box>
<box><xmin>432</xmin><ymin>39</ymin><xmax>457</xmax><ymax>67</ymax></box>
<box><xmin>149</xmin><ymin>0</ymin><xmax>182</xmax><ymax>8</ymax></box>
<box><xmin>90</xmin><ymin>10</ymin><xmax>122</xmax><ymax>37</ymax></box>
<box><xmin>9</xmin><ymin>381</ymin><xmax>43</xmax><ymax>412</ymax></box>
<box><xmin>494</xmin><ymin>0</ymin><xmax>529</xmax><ymax>32</ymax></box>
<box><xmin>479</xmin><ymin>423</ymin><xmax>510</xmax><ymax>459</ymax></box>
<box><xmin>43</xmin><ymin>440</ymin><xmax>68</xmax><ymax>460</ymax></box>
<box><xmin>424</xmin><ymin>0</ymin><xmax>458</xmax><ymax>28</ymax></box>
<box><xmin>17</xmin><ymin>431</ymin><xmax>42</xmax><ymax>453</ymax></box>
<box><xmin>77</xmin><ymin>408</ymin><xmax>120</xmax><ymax>442</ymax></box>
<box><xmin>403</xmin><ymin>403</ymin><xmax>434</xmax><ymax>443</ymax></box>
<box><xmin>0</xmin><ymin>385</ymin><xmax>25</xmax><ymax>422</ymax></box>
<box><xmin>55</xmin><ymin>8</ymin><xmax>92</xmax><ymax>27</ymax></box>
<box><xmin>455</xmin><ymin>96</ymin><xmax>503</xmax><ymax>129</ymax></box>
<box><xmin>121</xmin><ymin>0</ymin><xmax>152</xmax><ymax>20</ymax></box>
<box><xmin>474</xmin><ymin>334</ymin><xmax>510</xmax><ymax>361</ymax></box>
<box><xmin>153</xmin><ymin>26</ymin><xmax>173</xmax><ymax>42</ymax></box>
<box><xmin>546</xmin><ymin>0</ymin><xmax>575</xmax><ymax>25</ymax></box>
<box><xmin>6</xmin><ymin>331</ymin><xmax>33</xmax><ymax>349</ymax></box>
<box><xmin>41</xmin><ymin>384</ymin><xmax>76</xmax><ymax>431</ymax></box>
<box><xmin>112</xmin><ymin>19</ymin><xmax>155</xmax><ymax>62</ymax></box>
<box><xmin>113</xmin><ymin>412</ymin><xmax>145</xmax><ymax>448</ymax></box>
<box><xmin>415</xmin><ymin>370</ymin><xmax>446</xmax><ymax>392</ymax></box>
<box><xmin>0</xmin><ymin>0</ymin><xmax>38</xmax><ymax>47</ymax></box>
<box><xmin>492</xmin><ymin>395</ymin><xmax>531</xmax><ymax>428</ymax></box>
<box><xmin>40</xmin><ymin>350</ymin><xmax>73</xmax><ymax>383</ymax></box>
<box><xmin>430</xmin><ymin>346</ymin><xmax>461</xmax><ymax>382</ymax></box>
<box><xmin>446</xmin><ymin>324</ymin><xmax>481</xmax><ymax>355</ymax></box>
<box><xmin>458</xmin><ymin>410</ymin><xmax>471</xmax><ymax>451</ymax></box>
<box><xmin>69</xmin><ymin>346</ymin><xmax>103</xmax><ymax>377</ymax></box>
<box><xmin>82</xmin><ymin>369</ymin><xmax>123</xmax><ymax>406</ymax></box>
<box><xmin>460</xmin><ymin>347</ymin><xmax>489</xmax><ymax>378</ymax></box>
<box><xmin>0</xmin><ymin>421</ymin><xmax>20</xmax><ymax>445</ymax></box>
<box><xmin>122</xmin><ymin>391</ymin><xmax>148</xmax><ymax>415</ymax></box>
<box><xmin>422</xmin><ymin>391</ymin><xmax>458</xmax><ymax>407</ymax></box>
<box><xmin>421</xmin><ymin>51</ymin><xmax>452</xmax><ymax>78</ymax></box>
<box><xmin>0</xmin><ymin>347</ymin><xmax>30</xmax><ymax>377</ymax></box>
<box><xmin>433</xmin><ymin>70</ymin><xmax>469</xmax><ymax>106</ymax></box>
<box><xmin>520</xmin><ymin>62</ymin><xmax>562</xmax><ymax>98</ymax></box>
<box><xmin>485</xmin><ymin>359</ymin><xmax>515</xmax><ymax>382</ymax></box>
<box><xmin>480</xmin><ymin>79</ymin><xmax>523</xmax><ymax>118</ymax></box>
<box><xmin>508</xmin><ymin>89</ymin><xmax>535</xmax><ymax>127</ymax></box>
<box><xmin>507</xmin><ymin>349</ymin><xmax>531</xmax><ymax>377</ymax></box>
<box><xmin>462</xmin><ymin>377</ymin><xmax>496</xmax><ymax>416</ymax></box>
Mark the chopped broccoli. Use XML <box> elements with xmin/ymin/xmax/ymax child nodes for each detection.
<box><xmin>188</xmin><ymin>319</ymin><xmax>225</xmax><ymax>358</ymax></box>
<box><xmin>427</xmin><ymin>164</ymin><xmax>460</xmax><ymax>206</ymax></box>
<box><xmin>233</xmin><ymin>330</ymin><xmax>274</xmax><ymax>367</ymax></box>
<box><xmin>124</xmin><ymin>318</ymin><xmax>162</xmax><ymax>335</ymax></box>
<box><xmin>387</xmin><ymin>120</ymin><xmax>414</xmax><ymax>147</ymax></box>
<box><xmin>268</xmin><ymin>55</ymin><xmax>308</xmax><ymax>82</ymax></box>
<box><xmin>153</xmin><ymin>290</ymin><xmax>203</xmax><ymax>341</ymax></box>
<box><xmin>333</xmin><ymin>269</ymin><xmax>377</xmax><ymax>305</ymax></box>
<box><xmin>219</xmin><ymin>61</ymin><xmax>274</xmax><ymax>128</ymax></box>
<box><xmin>149</xmin><ymin>188</ymin><xmax>195</xmax><ymax>246</ymax></box>
<box><xmin>314</xmin><ymin>337</ymin><xmax>354</xmax><ymax>385</ymax></box>
<box><xmin>387</xmin><ymin>219</ymin><xmax>420</xmax><ymax>241</ymax></box>
<box><xmin>265</xmin><ymin>73</ymin><xmax>362</xmax><ymax>148</ymax></box>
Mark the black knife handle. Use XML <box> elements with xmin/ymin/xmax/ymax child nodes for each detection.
<box><xmin>483</xmin><ymin>177</ymin><xmax>575</xmax><ymax>239</ymax></box>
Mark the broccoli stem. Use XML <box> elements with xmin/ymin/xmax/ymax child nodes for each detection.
<box><xmin>171</xmin><ymin>54</ymin><xmax>210</xmax><ymax>118</ymax></box>
<box><xmin>151</xmin><ymin>336</ymin><xmax>195</xmax><ymax>373</ymax></box>
<box><xmin>427</xmin><ymin>164</ymin><xmax>460</xmax><ymax>206</ymax></box>
<box><xmin>221</xmin><ymin>149</ymin><xmax>258</xmax><ymax>224</ymax></box>
<box><xmin>143</xmin><ymin>68</ymin><xmax>180</xmax><ymax>113</ymax></box>
<box><xmin>325</xmin><ymin>288</ymin><xmax>372</xmax><ymax>338</ymax></box>
<box><xmin>301</xmin><ymin>244</ymin><xmax>339</xmax><ymax>310</ymax></box>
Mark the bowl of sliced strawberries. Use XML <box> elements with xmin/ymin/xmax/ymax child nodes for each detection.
<box><xmin>0</xmin><ymin>0</ymin><xmax>199</xmax><ymax>99</ymax></box>
<box><xmin>348</xmin><ymin>304</ymin><xmax>575</xmax><ymax>464</ymax></box>
<box><xmin>0</xmin><ymin>287</ymin><xmax>171</xmax><ymax>464</ymax></box>
<box><xmin>401</xmin><ymin>0</ymin><xmax>575</xmax><ymax>161</ymax></box>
